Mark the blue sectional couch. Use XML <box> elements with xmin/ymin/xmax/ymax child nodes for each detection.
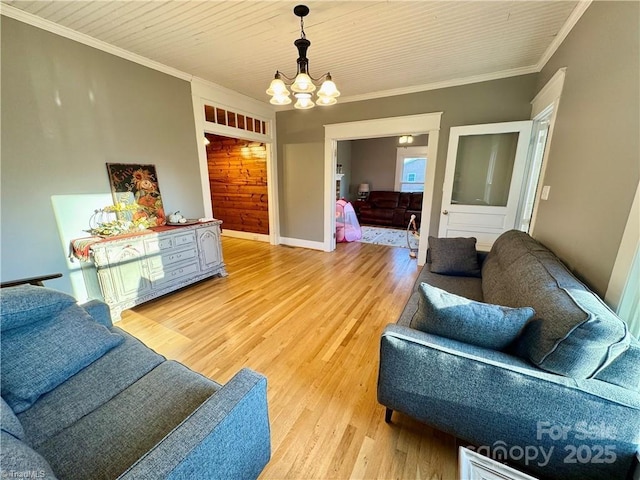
<box><xmin>0</xmin><ymin>285</ymin><xmax>271</xmax><ymax>479</ymax></box>
<box><xmin>378</xmin><ymin>230</ymin><xmax>640</xmax><ymax>479</ymax></box>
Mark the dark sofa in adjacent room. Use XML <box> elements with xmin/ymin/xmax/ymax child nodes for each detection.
<box><xmin>357</xmin><ymin>191</ymin><xmax>423</xmax><ymax>228</ymax></box>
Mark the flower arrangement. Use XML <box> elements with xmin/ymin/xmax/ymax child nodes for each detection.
<box><xmin>86</xmin><ymin>200</ymin><xmax>153</xmax><ymax>237</ymax></box>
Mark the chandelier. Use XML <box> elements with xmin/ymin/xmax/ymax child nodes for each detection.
<box><xmin>266</xmin><ymin>5</ymin><xmax>340</xmax><ymax>109</ymax></box>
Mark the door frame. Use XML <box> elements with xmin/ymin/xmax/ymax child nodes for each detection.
<box><xmin>191</xmin><ymin>79</ymin><xmax>279</xmax><ymax>245</ymax></box>
<box><xmin>323</xmin><ymin>112</ymin><xmax>442</xmax><ymax>265</ymax></box>
<box><xmin>528</xmin><ymin>68</ymin><xmax>566</xmax><ymax>235</ymax></box>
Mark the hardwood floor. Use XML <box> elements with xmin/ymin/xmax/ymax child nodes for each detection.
<box><xmin>118</xmin><ymin>237</ymin><xmax>458</xmax><ymax>479</ymax></box>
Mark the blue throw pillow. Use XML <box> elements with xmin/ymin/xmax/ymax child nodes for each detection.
<box><xmin>1</xmin><ymin>285</ymin><xmax>76</xmax><ymax>331</ymax></box>
<box><xmin>411</xmin><ymin>283</ymin><xmax>535</xmax><ymax>350</ymax></box>
<box><xmin>428</xmin><ymin>236</ymin><xmax>481</xmax><ymax>277</ymax></box>
<box><xmin>1</xmin><ymin>304</ymin><xmax>124</xmax><ymax>413</ymax></box>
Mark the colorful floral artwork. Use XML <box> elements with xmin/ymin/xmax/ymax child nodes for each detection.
<box><xmin>106</xmin><ymin>163</ymin><xmax>166</xmax><ymax>227</ymax></box>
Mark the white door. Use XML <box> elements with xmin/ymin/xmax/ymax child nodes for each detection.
<box><xmin>439</xmin><ymin>121</ymin><xmax>533</xmax><ymax>251</ymax></box>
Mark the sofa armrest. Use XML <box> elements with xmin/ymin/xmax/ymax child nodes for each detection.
<box><xmin>118</xmin><ymin>368</ymin><xmax>270</xmax><ymax>480</ymax></box>
<box><xmin>378</xmin><ymin>324</ymin><xmax>640</xmax><ymax>480</ymax></box>
<box><xmin>81</xmin><ymin>299</ymin><xmax>113</xmax><ymax>328</ymax></box>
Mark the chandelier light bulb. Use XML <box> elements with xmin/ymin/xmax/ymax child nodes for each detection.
<box><xmin>270</xmin><ymin>93</ymin><xmax>292</xmax><ymax>105</ymax></box>
<box><xmin>266</xmin><ymin>77</ymin><xmax>290</xmax><ymax>96</ymax></box>
<box><xmin>291</xmin><ymin>73</ymin><xmax>316</xmax><ymax>93</ymax></box>
<box><xmin>294</xmin><ymin>93</ymin><xmax>314</xmax><ymax>110</ymax></box>
<box><xmin>316</xmin><ymin>95</ymin><xmax>337</xmax><ymax>106</ymax></box>
<box><xmin>317</xmin><ymin>77</ymin><xmax>340</xmax><ymax>98</ymax></box>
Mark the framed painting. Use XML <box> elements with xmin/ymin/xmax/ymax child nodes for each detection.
<box><xmin>106</xmin><ymin>163</ymin><xmax>166</xmax><ymax>227</ymax></box>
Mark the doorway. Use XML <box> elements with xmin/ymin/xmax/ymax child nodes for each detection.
<box><xmin>324</xmin><ymin>113</ymin><xmax>443</xmax><ymax>265</ymax></box>
<box><xmin>204</xmin><ymin>133</ymin><xmax>270</xmax><ymax>240</ymax></box>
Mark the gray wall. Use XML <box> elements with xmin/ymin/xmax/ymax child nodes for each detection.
<box><xmin>280</xmin><ymin>143</ymin><xmax>324</xmax><ymax>240</ymax></box>
<box><xmin>276</xmin><ymin>74</ymin><xmax>538</xmax><ymax>242</ymax></box>
<box><xmin>532</xmin><ymin>1</ymin><xmax>639</xmax><ymax>296</ymax></box>
<box><xmin>1</xmin><ymin>18</ymin><xmax>203</xmax><ymax>294</ymax></box>
<box><xmin>351</xmin><ymin>137</ymin><xmax>399</xmax><ymax>194</ymax></box>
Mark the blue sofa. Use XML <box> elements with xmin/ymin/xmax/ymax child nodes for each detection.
<box><xmin>0</xmin><ymin>285</ymin><xmax>271</xmax><ymax>479</ymax></box>
<box><xmin>378</xmin><ymin>230</ymin><xmax>640</xmax><ymax>479</ymax></box>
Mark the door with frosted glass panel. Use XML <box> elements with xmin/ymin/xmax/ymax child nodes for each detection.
<box><xmin>438</xmin><ymin>121</ymin><xmax>533</xmax><ymax>251</ymax></box>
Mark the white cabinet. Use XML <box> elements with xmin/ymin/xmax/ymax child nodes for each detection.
<box><xmin>85</xmin><ymin>220</ymin><xmax>227</xmax><ymax>320</ymax></box>
<box><xmin>197</xmin><ymin>225</ymin><xmax>223</xmax><ymax>271</ymax></box>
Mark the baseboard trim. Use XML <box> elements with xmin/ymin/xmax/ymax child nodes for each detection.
<box><xmin>221</xmin><ymin>230</ymin><xmax>270</xmax><ymax>243</ymax></box>
<box><xmin>279</xmin><ymin>237</ymin><xmax>325</xmax><ymax>251</ymax></box>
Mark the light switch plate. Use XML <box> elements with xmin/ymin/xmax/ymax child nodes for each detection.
<box><xmin>541</xmin><ymin>185</ymin><xmax>551</xmax><ymax>200</ymax></box>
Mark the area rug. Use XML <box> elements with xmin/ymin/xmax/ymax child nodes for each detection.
<box><xmin>359</xmin><ymin>226</ymin><xmax>408</xmax><ymax>248</ymax></box>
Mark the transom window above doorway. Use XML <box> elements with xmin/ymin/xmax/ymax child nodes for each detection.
<box><xmin>204</xmin><ymin>104</ymin><xmax>268</xmax><ymax>135</ymax></box>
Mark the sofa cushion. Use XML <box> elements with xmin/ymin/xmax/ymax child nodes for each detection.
<box><xmin>37</xmin><ymin>361</ymin><xmax>218</xmax><ymax>480</ymax></box>
<box><xmin>18</xmin><ymin>329</ymin><xmax>164</xmax><ymax>447</ymax></box>
<box><xmin>482</xmin><ymin>230</ymin><xmax>631</xmax><ymax>378</ymax></box>
<box><xmin>410</xmin><ymin>283</ymin><xmax>534</xmax><ymax>350</ymax></box>
<box><xmin>398</xmin><ymin>192</ymin><xmax>411</xmax><ymax>208</ymax></box>
<box><xmin>1</xmin><ymin>304</ymin><xmax>124</xmax><ymax>413</ymax></box>
<box><xmin>0</xmin><ymin>285</ymin><xmax>76</xmax><ymax>331</ymax></box>
<box><xmin>594</xmin><ymin>336</ymin><xmax>640</xmax><ymax>391</ymax></box>
<box><xmin>0</xmin><ymin>432</ymin><xmax>57</xmax><ymax>478</ymax></box>
<box><xmin>413</xmin><ymin>265</ymin><xmax>484</xmax><ymax>300</ymax></box>
<box><xmin>369</xmin><ymin>191</ymin><xmax>400</xmax><ymax>209</ymax></box>
<box><xmin>1</xmin><ymin>396</ymin><xmax>24</xmax><ymax>440</ymax></box>
<box><xmin>428</xmin><ymin>236</ymin><xmax>481</xmax><ymax>277</ymax></box>
<box><xmin>408</xmin><ymin>192</ymin><xmax>423</xmax><ymax>210</ymax></box>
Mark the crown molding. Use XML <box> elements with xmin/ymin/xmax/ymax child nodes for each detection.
<box><xmin>0</xmin><ymin>3</ymin><xmax>193</xmax><ymax>81</ymax></box>
<box><xmin>273</xmin><ymin>66</ymin><xmax>539</xmax><ymax>111</ymax></box>
<box><xmin>337</xmin><ymin>66</ymin><xmax>539</xmax><ymax>105</ymax></box>
<box><xmin>536</xmin><ymin>0</ymin><xmax>593</xmax><ymax>70</ymax></box>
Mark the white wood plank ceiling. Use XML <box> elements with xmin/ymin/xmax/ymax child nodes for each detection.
<box><xmin>2</xmin><ymin>1</ymin><xmax>581</xmax><ymax>103</ymax></box>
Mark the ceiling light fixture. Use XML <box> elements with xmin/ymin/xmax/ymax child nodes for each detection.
<box><xmin>266</xmin><ymin>5</ymin><xmax>340</xmax><ymax>109</ymax></box>
<box><xmin>399</xmin><ymin>135</ymin><xmax>414</xmax><ymax>144</ymax></box>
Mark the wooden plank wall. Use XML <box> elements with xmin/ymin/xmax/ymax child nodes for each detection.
<box><xmin>206</xmin><ymin>134</ymin><xmax>269</xmax><ymax>234</ymax></box>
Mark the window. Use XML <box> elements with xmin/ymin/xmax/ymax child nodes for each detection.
<box><xmin>396</xmin><ymin>147</ymin><xmax>428</xmax><ymax>192</ymax></box>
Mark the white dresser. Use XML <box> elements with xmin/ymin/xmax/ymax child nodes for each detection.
<box><xmin>81</xmin><ymin>220</ymin><xmax>227</xmax><ymax>320</ymax></box>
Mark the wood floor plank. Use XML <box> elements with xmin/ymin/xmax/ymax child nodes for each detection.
<box><xmin>117</xmin><ymin>237</ymin><xmax>459</xmax><ymax>479</ymax></box>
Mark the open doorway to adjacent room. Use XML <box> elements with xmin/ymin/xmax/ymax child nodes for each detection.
<box><xmin>335</xmin><ymin>135</ymin><xmax>429</xmax><ymax>253</ymax></box>
<box><xmin>204</xmin><ymin>133</ymin><xmax>270</xmax><ymax>240</ymax></box>
<box><xmin>324</xmin><ymin>112</ymin><xmax>443</xmax><ymax>265</ymax></box>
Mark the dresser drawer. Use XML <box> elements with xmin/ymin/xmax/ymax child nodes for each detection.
<box><xmin>151</xmin><ymin>262</ymin><xmax>199</xmax><ymax>285</ymax></box>
<box><xmin>145</xmin><ymin>231</ymin><xmax>196</xmax><ymax>254</ymax></box>
<box><xmin>147</xmin><ymin>248</ymin><xmax>197</xmax><ymax>271</ymax></box>
<box><xmin>173</xmin><ymin>232</ymin><xmax>196</xmax><ymax>247</ymax></box>
<box><xmin>145</xmin><ymin>237</ymin><xmax>174</xmax><ymax>253</ymax></box>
